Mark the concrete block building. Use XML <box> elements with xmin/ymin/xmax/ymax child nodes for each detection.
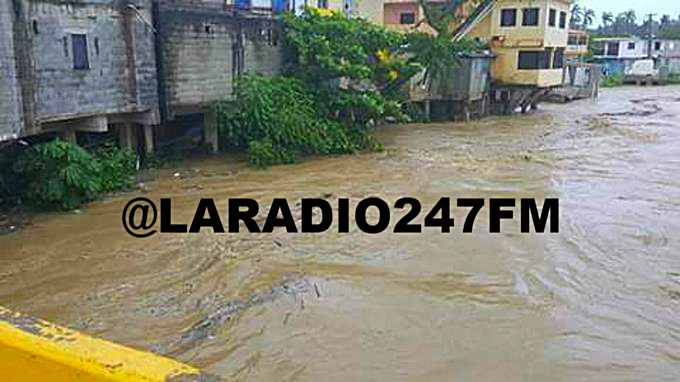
<box><xmin>0</xmin><ymin>0</ymin><xmax>160</xmax><ymax>150</ymax></box>
<box><xmin>0</xmin><ymin>0</ymin><xmax>286</xmax><ymax>152</ymax></box>
<box><xmin>153</xmin><ymin>0</ymin><xmax>285</xmax><ymax>151</ymax></box>
<box><xmin>0</xmin><ymin>0</ymin><xmax>24</xmax><ymax>142</ymax></box>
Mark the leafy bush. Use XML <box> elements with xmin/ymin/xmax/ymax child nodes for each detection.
<box><xmin>213</xmin><ymin>8</ymin><xmax>426</xmax><ymax>167</ymax></box>
<box><xmin>92</xmin><ymin>143</ymin><xmax>137</xmax><ymax>193</ymax></box>
<box><xmin>601</xmin><ymin>75</ymin><xmax>624</xmax><ymax>88</ymax></box>
<box><xmin>215</xmin><ymin>74</ymin><xmax>382</xmax><ymax>167</ymax></box>
<box><xmin>22</xmin><ymin>140</ymin><xmax>102</xmax><ymax>209</ymax></box>
<box><xmin>17</xmin><ymin>140</ymin><xmax>135</xmax><ymax>210</ymax></box>
<box><xmin>669</xmin><ymin>74</ymin><xmax>680</xmax><ymax>85</ymax></box>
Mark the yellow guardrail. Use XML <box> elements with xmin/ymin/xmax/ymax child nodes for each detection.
<box><xmin>0</xmin><ymin>306</ymin><xmax>218</xmax><ymax>381</ymax></box>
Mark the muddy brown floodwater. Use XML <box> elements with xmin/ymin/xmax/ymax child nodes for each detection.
<box><xmin>1</xmin><ymin>86</ymin><xmax>680</xmax><ymax>381</ymax></box>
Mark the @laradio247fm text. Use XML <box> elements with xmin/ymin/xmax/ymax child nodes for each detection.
<box><xmin>122</xmin><ymin>197</ymin><xmax>559</xmax><ymax>238</ymax></box>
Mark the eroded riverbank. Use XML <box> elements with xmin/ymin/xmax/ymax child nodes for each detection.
<box><xmin>1</xmin><ymin>86</ymin><xmax>679</xmax><ymax>380</ymax></box>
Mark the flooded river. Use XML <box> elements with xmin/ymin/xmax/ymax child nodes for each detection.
<box><xmin>1</xmin><ymin>86</ymin><xmax>680</xmax><ymax>380</ymax></box>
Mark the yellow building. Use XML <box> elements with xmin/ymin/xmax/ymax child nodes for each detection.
<box><xmin>566</xmin><ymin>29</ymin><xmax>590</xmax><ymax>59</ymax></box>
<box><xmin>453</xmin><ymin>0</ymin><xmax>572</xmax><ymax>87</ymax></box>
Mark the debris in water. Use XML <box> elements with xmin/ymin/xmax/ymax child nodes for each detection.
<box><xmin>157</xmin><ymin>277</ymin><xmax>317</xmax><ymax>355</ymax></box>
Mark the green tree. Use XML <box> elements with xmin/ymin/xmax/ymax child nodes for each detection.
<box><xmin>624</xmin><ymin>9</ymin><xmax>637</xmax><ymax>34</ymax></box>
<box><xmin>570</xmin><ymin>3</ymin><xmax>583</xmax><ymax>28</ymax></box>
<box><xmin>602</xmin><ymin>12</ymin><xmax>614</xmax><ymax>28</ymax></box>
<box><xmin>411</xmin><ymin>0</ymin><xmax>487</xmax><ymax>89</ymax></box>
<box><xmin>582</xmin><ymin>8</ymin><xmax>595</xmax><ymax>30</ymax></box>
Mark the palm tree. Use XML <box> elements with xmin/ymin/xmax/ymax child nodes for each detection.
<box><xmin>624</xmin><ymin>9</ymin><xmax>637</xmax><ymax>35</ymax></box>
<box><xmin>614</xmin><ymin>14</ymin><xmax>627</xmax><ymax>35</ymax></box>
<box><xmin>660</xmin><ymin>14</ymin><xmax>671</xmax><ymax>30</ymax></box>
<box><xmin>602</xmin><ymin>12</ymin><xmax>614</xmax><ymax>28</ymax></box>
<box><xmin>582</xmin><ymin>8</ymin><xmax>595</xmax><ymax>30</ymax></box>
<box><xmin>570</xmin><ymin>4</ymin><xmax>583</xmax><ymax>28</ymax></box>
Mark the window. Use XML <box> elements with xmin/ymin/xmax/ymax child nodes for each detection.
<box><xmin>518</xmin><ymin>50</ymin><xmax>551</xmax><ymax>70</ymax></box>
<box><xmin>400</xmin><ymin>12</ymin><xmax>416</xmax><ymax>25</ymax></box>
<box><xmin>559</xmin><ymin>11</ymin><xmax>567</xmax><ymax>28</ymax></box>
<box><xmin>553</xmin><ymin>48</ymin><xmax>564</xmax><ymax>69</ymax></box>
<box><xmin>548</xmin><ymin>9</ymin><xmax>556</xmax><ymax>27</ymax></box>
<box><xmin>655</xmin><ymin>41</ymin><xmax>662</xmax><ymax>50</ymax></box>
<box><xmin>606</xmin><ymin>42</ymin><xmax>619</xmax><ymax>57</ymax></box>
<box><xmin>500</xmin><ymin>9</ymin><xmax>517</xmax><ymax>27</ymax></box>
<box><xmin>317</xmin><ymin>0</ymin><xmax>328</xmax><ymax>8</ymax></box>
<box><xmin>71</xmin><ymin>34</ymin><xmax>89</xmax><ymax>70</ymax></box>
<box><xmin>522</xmin><ymin>8</ymin><xmax>539</xmax><ymax>26</ymax></box>
<box><xmin>627</xmin><ymin>42</ymin><xmax>636</xmax><ymax>50</ymax></box>
<box><xmin>568</xmin><ymin>35</ymin><xmax>578</xmax><ymax>45</ymax></box>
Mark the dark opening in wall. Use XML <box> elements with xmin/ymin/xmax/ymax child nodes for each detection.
<box><xmin>71</xmin><ymin>34</ymin><xmax>90</xmax><ymax>70</ymax></box>
<box><xmin>94</xmin><ymin>37</ymin><xmax>99</xmax><ymax>55</ymax></box>
<box><xmin>500</xmin><ymin>9</ymin><xmax>517</xmax><ymax>27</ymax></box>
<box><xmin>553</xmin><ymin>48</ymin><xmax>564</xmax><ymax>69</ymax></box>
<box><xmin>518</xmin><ymin>50</ymin><xmax>551</xmax><ymax>70</ymax></box>
<box><xmin>32</xmin><ymin>20</ymin><xmax>38</xmax><ymax>34</ymax></box>
<box><xmin>62</xmin><ymin>36</ymin><xmax>69</xmax><ymax>57</ymax></box>
<box><xmin>522</xmin><ymin>8</ymin><xmax>539</xmax><ymax>26</ymax></box>
<box><xmin>559</xmin><ymin>11</ymin><xmax>567</xmax><ymax>28</ymax></box>
<box><xmin>399</xmin><ymin>12</ymin><xmax>416</xmax><ymax>25</ymax></box>
<box><xmin>548</xmin><ymin>9</ymin><xmax>556</xmax><ymax>27</ymax></box>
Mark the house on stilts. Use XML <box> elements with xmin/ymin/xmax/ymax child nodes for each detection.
<box><xmin>450</xmin><ymin>0</ymin><xmax>573</xmax><ymax>113</ymax></box>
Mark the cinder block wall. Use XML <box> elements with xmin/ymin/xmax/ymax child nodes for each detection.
<box><xmin>0</xmin><ymin>0</ymin><xmax>24</xmax><ymax>140</ymax></box>
<box><xmin>156</xmin><ymin>0</ymin><xmax>284</xmax><ymax>119</ymax></box>
<box><xmin>15</xmin><ymin>0</ymin><xmax>158</xmax><ymax>127</ymax></box>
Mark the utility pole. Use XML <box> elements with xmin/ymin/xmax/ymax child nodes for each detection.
<box><xmin>646</xmin><ymin>13</ymin><xmax>655</xmax><ymax>59</ymax></box>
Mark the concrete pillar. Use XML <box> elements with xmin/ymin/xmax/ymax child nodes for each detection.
<box><xmin>142</xmin><ymin>125</ymin><xmax>154</xmax><ymax>154</ymax></box>
<box><xmin>501</xmin><ymin>91</ymin><xmax>511</xmax><ymax>115</ymax></box>
<box><xmin>463</xmin><ymin>101</ymin><xmax>471</xmax><ymax>123</ymax></box>
<box><xmin>58</xmin><ymin>129</ymin><xmax>77</xmax><ymax>144</ymax></box>
<box><xmin>424</xmin><ymin>101</ymin><xmax>431</xmax><ymax>121</ymax></box>
<box><xmin>118</xmin><ymin>123</ymin><xmax>136</xmax><ymax>151</ymax></box>
<box><xmin>204</xmin><ymin>110</ymin><xmax>219</xmax><ymax>154</ymax></box>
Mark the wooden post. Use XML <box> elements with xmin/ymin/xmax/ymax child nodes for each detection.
<box><xmin>424</xmin><ymin>101</ymin><xmax>431</xmax><ymax>121</ymax></box>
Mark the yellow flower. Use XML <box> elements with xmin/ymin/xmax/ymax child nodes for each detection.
<box><xmin>376</xmin><ymin>49</ymin><xmax>391</xmax><ymax>63</ymax></box>
<box><xmin>313</xmin><ymin>7</ymin><xmax>336</xmax><ymax>17</ymax></box>
<box><xmin>388</xmin><ymin>70</ymin><xmax>398</xmax><ymax>81</ymax></box>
